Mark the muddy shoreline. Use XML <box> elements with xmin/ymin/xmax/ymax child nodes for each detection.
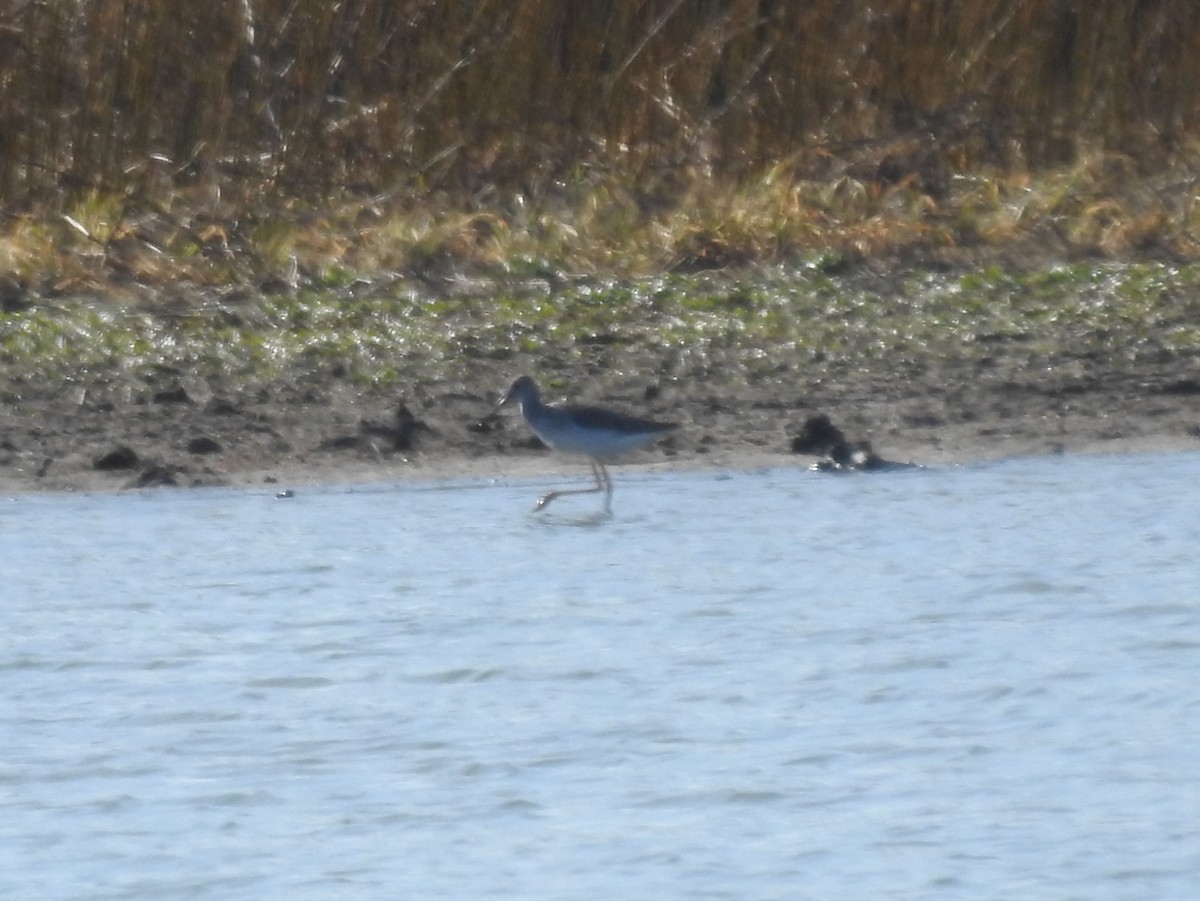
<box><xmin>4</xmin><ymin>333</ymin><xmax>1198</xmax><ymax>495</ymax></box>
<box><xmin>5</xmin><ymin>260</ymin><xmax>1200</xmax><ymax>495</ymax></box>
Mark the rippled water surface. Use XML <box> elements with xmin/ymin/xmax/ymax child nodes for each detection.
<box><xmin>3</xmin><ymin>452</ymin><xmax>1199</xmax><ymax>899</ymax></box>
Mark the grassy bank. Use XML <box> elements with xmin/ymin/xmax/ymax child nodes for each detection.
<box><xmin>2</xmin><ymin>151</ymin><xmax>1199</xmax><ymax>310</ymax></box>
<box><xmin>5</xmin><ymin>3</ymin><xmax>1200</xmax><ymax>490</ymax></box>
<box><xmin>2</xmin><ymin>2</ymin><xmax>1199</xmax><ymax>306</ymax></box>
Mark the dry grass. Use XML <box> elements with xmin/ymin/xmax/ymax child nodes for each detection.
<box><xmin>2</xmin><ymin>1</ymin><xmax>1200</xmax><ymax>300</ymax></box>
<box><xmin>1</xmin><ymin>154</ymin><xmax>1196</xmax><ymax>307</ymax></box>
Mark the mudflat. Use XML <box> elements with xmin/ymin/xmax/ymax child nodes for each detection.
<box><xmin>2</xmin><ymin>266</ymin><xmax>1198</xmax><ymax>494</ymax></box>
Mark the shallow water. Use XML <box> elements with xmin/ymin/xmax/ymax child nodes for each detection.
<box><xmin>2</xmin><ymin>452</ymin><xmax>1199</xmax><ymax>900</ymax></box>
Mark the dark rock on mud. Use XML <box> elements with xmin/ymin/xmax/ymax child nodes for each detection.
<box><xmin>94</xmin><ymin>446</ymin><xmax>140</xmax><ymax>471</ymax></box>
<box><xmin>186</xmin><ymin>436</ymin><xmax>223</xmax><ymax>455</ymax></box>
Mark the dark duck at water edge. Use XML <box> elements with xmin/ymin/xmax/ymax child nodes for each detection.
<box><xmin>495</xmin><ymin>376</ymin><xmax>679</xmax><ymax>513</ymax></box>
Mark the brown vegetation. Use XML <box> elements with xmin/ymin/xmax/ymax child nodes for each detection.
<box><xmin>4</xmin><ymin>1</ymin><xmax>1200</xmax><ymax>201</ymax></box>
<box><xmin>1</xmin><ymin>1</ymin><xmax>1200</xmax><ymax>298</ymax></box>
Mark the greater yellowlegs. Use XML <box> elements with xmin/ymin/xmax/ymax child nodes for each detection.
<box><xmin>496</xmin><ymin>376</ymin><xmax>678</xmax><ymax>512</ymax></box>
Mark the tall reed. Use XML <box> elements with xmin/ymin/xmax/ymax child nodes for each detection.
<box><xmin>0</xmin><ymin>0</ymin><xmax>1196</xmax><ymax>208</ymax></box>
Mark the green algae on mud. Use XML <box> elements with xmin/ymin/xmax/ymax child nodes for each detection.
<box><xmin>3</xmin><ymin>261</ymin><xmax>1200</xmax><ymax>492</ymax></box>
<box><xmin>7</xmin><ymin>261</ymin><xmax>1200</xmax><ymax>384</ymax></box>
